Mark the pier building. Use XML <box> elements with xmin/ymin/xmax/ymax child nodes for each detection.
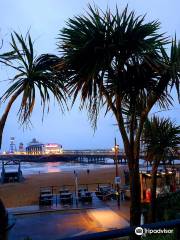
<box><xmin>26</xmin><ymin>138</ymin><xmax>44</xmax><ymax>155</ymax></box>
<box><xmin>26</xmin><ymin>139</ymin><xmax>63</xmax><ymax>155</ymax></box>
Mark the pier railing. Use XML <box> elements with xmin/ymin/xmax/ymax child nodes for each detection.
<box><xmin>0</xmin><ymin>151</ymin><xmax>179</xmax><ymax>164</ymax></box>
<box><xmin>1</xmin><ymin>149</ymin><xmax>179</xmax><ymax>158</ymax></box>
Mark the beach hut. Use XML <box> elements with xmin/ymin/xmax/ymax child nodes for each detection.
<box><xmin>1</xmin><ymin>159</ymin><xmax>23</xmax><ymax>183</ymax></box>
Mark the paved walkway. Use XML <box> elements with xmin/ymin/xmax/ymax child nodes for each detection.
<box><xmin>8</xmin><ymin>197</ymin><xmax>130</xmax><ymax>240</ymax></box>
<box><xmin>87</xmin><ymin>207</ymin><xmax>128</xmax><ymax>229</ymax></box>
<box><xmin>7</xmin><ymin>195</ymin><xmax>130</xmax><ymax>222</ymax></box>
<box><xmin>107</xmin><ymin>199</ymin><xmax>130</xmax><ymax>222</ymax></box>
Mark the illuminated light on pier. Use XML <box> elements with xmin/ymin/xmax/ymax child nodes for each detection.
<box><xmin>44</xmin><ymin>144</ymin><xmax>63</xmax><ymax>154</ymax></box>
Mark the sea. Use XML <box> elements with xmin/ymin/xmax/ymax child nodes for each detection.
<box><xmin>0</xmin><ymin>159</ymin><xmax>179</xmax><ymax>176</ymax></box>
<box><xmin>0</xmin><ymin>159</ymin><xmax>115</xmax><ymax>175</ymax></box>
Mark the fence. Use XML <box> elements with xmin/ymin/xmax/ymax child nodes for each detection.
<box><xmin>59</xmin><ymin>219</ymin><xmax>180</xmax><ymax>240</ymax></box>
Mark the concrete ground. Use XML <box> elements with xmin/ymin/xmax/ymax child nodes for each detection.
<box><xmin>8</xmin><ymin>197</ymin><xmax>130</xmax><ymax>240</ymax></box>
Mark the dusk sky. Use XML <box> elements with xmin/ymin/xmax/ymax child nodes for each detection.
<box><xmin>0</xmin><ymin>0</ymin><xmax>180</xmax><ymax>151</ymax></box>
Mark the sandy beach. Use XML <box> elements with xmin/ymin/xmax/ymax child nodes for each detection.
<box><xmin>0</xmin><ymin>166</ymin><xmax>128</xmax><ymax>208</ymax></box>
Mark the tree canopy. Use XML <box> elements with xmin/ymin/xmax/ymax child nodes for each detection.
<box><xmin>143</xmin><ymin>116</ymin><xmax>180</xmax><ymax>164</ymax></box>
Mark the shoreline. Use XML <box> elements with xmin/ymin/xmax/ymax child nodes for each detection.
<box><xmin>0</xmin><ymin>161</ymin><xmax>120</xmax><ymax>176</ymax></box>
<box><xmin>0</xmin><ymin>166</ymin><xmax>128</xmax><ymax>208</ymax></box>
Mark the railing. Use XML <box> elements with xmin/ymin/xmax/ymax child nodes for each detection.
<box><xmin>39</xmin><ymin>182</ymin><xmax>113</xmax><ymax>194</ymax></box>
<box><xmin>0</xmin><ymin>150</ymin><xmax>179</xmax><ymax>159</ymax></box>
<box><xmin>0</xmin><ymin>149</ymin><xmax>126</xmax><ymax>156</ymax></box>
<box><xmin>59</xmin><ymin>219</ymin><xmax>180</xmax><ymax>240</ymax></box>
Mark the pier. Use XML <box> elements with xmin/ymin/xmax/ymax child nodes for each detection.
<box><xmin>0</xmin><ymin>149</ymin><xmax>179</xmax><ymax>164</ymax></box>
<box><xmin>0</xmin><ymin>150</ymin><xmax>127</xmax><ymax>164</ymax></box>
<box><xmin>0</xmin><ymin>151</ymin><xmax>126</xmax><ymax>164</ymax></box>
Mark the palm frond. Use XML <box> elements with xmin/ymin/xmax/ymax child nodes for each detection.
<box><xmin>1</xmin><ymin>32</ymin><xmax>67</xmax><ymax>125</ymax></box>
<box><xmin>58</xmin><ymin>4</ymin><xmax>169</xmax><ymax>128</ymax></box>
<box><xmin>142</xmin><ymin>116</ymin><xmax>180</xmax><ymax>163</ymax></box>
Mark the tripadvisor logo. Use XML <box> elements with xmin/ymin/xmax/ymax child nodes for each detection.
<box><xmin>135</xmin><ymin>227</ymin><xmax>143</xmax><ymax>235</ymax></box>
<box><xmin>135</xmin><ymin>227</ymin><xmax>174</xmax><ymax>236</ymax></box>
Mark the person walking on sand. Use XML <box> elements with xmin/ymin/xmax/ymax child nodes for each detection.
<box><xmin>87</xmin><ymin>169</ymin><xmax>90</xmax><ymax>175</ymax></box>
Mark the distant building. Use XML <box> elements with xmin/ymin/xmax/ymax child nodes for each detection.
<box><xmin>17</xmin><ymin>142</ymin><xmax>26</xmax><ymax>154</ymax></box>
<box><xmin>9</xmin><ymin>137</ymin><xmax>17</xmax><ymax>154</ymax></box>
<box><xmin>26</xmin><ymin>138</ymin><xmax>63</xmax><ymax>155</ymax></box>
<box><xmin>19</xmin><ymin>142</ymin><xmax>24</xmax><ymax>152</ymax></box>
<box><xmin>26</xmin><ymin>138</ymin><xmax>44</xmax><ymax>155</ymax></box>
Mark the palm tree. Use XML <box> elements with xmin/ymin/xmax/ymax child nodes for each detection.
<box><xmin>57</xmin><ymin>5</ymin><xmax>180</xmax><ymax>226</ymax></box>
<box><xmin>142</xmin><ymin>117</ymin><xmax>180</xmax><ymax>222</ymax></box>
<box><xmin>0</xmin><ymin>32</ymin><xmax>66</xmax><ymax>148</ymax></box>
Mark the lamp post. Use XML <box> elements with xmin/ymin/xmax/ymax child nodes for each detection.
<box><xmin>112</xmin><ymin>138</ymin><xmax>120</xmax><ymax>208</ymax></box>
<box><xmin>74</xmin><ymin>171</ymin><xmax>79</xmax><ymax>207</ymax></box>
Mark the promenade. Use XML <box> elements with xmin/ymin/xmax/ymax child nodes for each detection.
<box><xmin>8</xmin><ymin>201</ymin><xmax>130</xmax><ymax>240</ymax></box>
<box><xmin>1</xmin><ymin>166</ymin><xmax>130</xmax><ymax>239</ymax></box>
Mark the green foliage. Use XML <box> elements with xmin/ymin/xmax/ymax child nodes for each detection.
<box><xmin>142</xmin><ymin>232</ymin><xmax>176</xmax><ymax>240</ymax></box>
<box><xmin>156</xmin><ymin>191</ymin><xmax>180</xmax><ymax>221</ymax></box>
<box><xmin>164</xmin><ymin>210</ymin><xmax>177</xmax><ymax>221</ymax></box>
<box><xmin>142</xmin><ymin>116</ymin><xmax>180</xmax><ymax>164</ymax></box>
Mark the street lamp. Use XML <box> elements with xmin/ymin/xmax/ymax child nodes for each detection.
<box><xmin>112</xmin><ymin>137</ymin><xmax>120</xmax><ymax>207</ymax></box>
<box><xmin>74</xmin><ymin>171</ymin><xmax>79</xmax><ymax>207</ymax></box>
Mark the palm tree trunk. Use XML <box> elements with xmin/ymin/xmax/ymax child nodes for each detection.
<box><xmin>115</xmin><ymin>112</ymin><xmax>141</xmax><ymax>227</ymax></box>
<box><xmin>110</xmin><ymin>95</ymin><xmax>142</xmax><ymax>228</ymax></box>
<box><xmin>129</xmin><ymin>161</ymin><xmax>141</xmax><ymax>226</ymax></box>
<box><xmin>127</xmin><ymin>153</ymin><xmax>141</xmax><ymax>240</ymax></box>
<box><xmin>128</xmin><ymin>106</ymin><xmax>141</xmax><ymax>226</ymax></box>
<box><xmin>150</xmin><ymin>166</ymin><xmax>158</xmax><ymax>222</ymax></box>
<box><xmin>0</xmin><ymin>87</ymin><xmax>23</xmax><ymax>149</ymax></box>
